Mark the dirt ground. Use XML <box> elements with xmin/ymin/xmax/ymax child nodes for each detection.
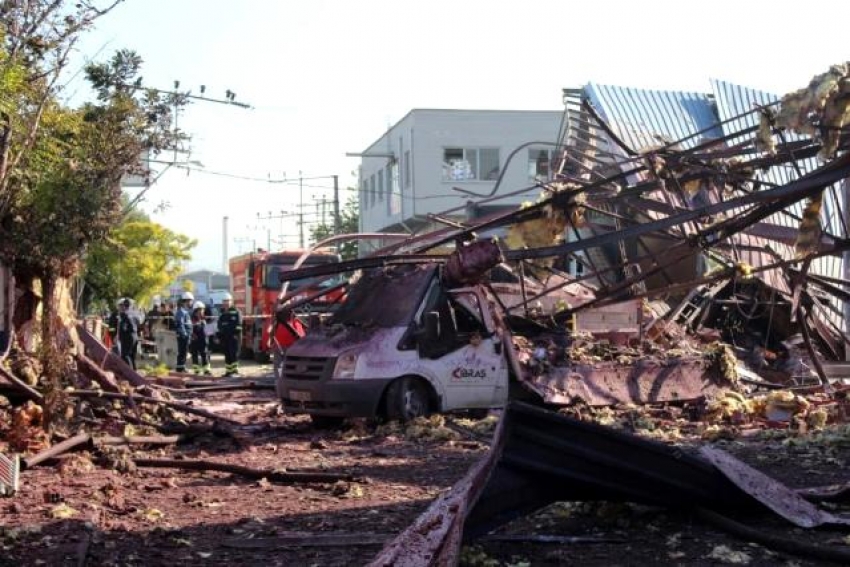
<box><xmin>1</xmin><ymin>356</ymin><xmax>849</xmax><ymax>566</ymax></box>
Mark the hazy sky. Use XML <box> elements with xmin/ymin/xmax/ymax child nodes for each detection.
<box><xmin>67</xmin><ymin>0</ymin><xmax>850</xmax><ymax>271</ymax></box>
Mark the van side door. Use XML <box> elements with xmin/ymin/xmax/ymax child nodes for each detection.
<box><xmin>417</xmin><ymin>287</ymin><xmax>508</xmax><ymax>409</ymax></box>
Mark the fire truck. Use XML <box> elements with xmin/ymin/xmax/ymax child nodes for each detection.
<box><xmin>229</xmin><ymin>249</ymin><xmax>343</xmax><ymax>361</ymax></box>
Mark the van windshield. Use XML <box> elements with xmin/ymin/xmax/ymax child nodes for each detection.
<box><xmin>331</xmin><ymin>265</ymin><xmax>437</xmax><ymax>328</ymax></box>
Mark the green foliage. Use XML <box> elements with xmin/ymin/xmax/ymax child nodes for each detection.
<box><xmin>138</xmin><ymin>362</ymin><xmax>170</xmax><ymax>378</ymax></box>
<box><xmin>0</xmin><ymin>1</ymin><xmax>149</xmax><ymax>428</ymax></box>
<box><xmin>309</xmin><ymin>193</ymin><xmax>360</xmax><ymax>260</ymax></box>
<box><xmin>83</xmin><ymin>218</ymin><xmax>195</xmax><ymax>309</ymax></box>
<box><xmin>1</xmin><ymin>11</ymin><xmax>189</xmax><ymax>279</ymax></box>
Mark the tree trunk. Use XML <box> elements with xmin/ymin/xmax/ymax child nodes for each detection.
<box><xmin>39</xmin><ymin>273</ymin><xmax>63</xmax><ymax>429</ymax></box>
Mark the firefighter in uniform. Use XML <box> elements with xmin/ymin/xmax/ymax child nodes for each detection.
<box><xmin>217</xmin><ymin>293</ymin><xmax>242</xmax><ymax>377</ymax></box>
<box><xmin>117</xmin><ymin>298</ymin><xmax>141</xmax><ymax>370</ymax></box>
<box><xmin>174</xmin><ymin>291</ymin><xmax>194</xmax><ymax>373</ymax></box>
<box><xmin>106</xmin><ymin>299</ymin><xmax>121</xmax><ymax>352</ymax></box>
<box><xmin>190</xmin><ymin>300</ymin><xmax>212</xmax><ymax>375</ymax></box>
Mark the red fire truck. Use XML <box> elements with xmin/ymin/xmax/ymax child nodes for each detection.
<box><xmin>229</xmin><ymin>249</ymin><xmax>343</xmax><ymax>361</ymax></box>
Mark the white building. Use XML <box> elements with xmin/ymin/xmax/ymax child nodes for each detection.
<box><xmin>357</xmin><ymin>109</ymin><xmax>563</xmax><ymax>242</ymax></box>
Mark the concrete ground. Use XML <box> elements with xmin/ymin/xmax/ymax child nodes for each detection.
<box><xmin>139</xmin><ymin>350</ymin><xmax>274</xmax><ymax>379</ymax></box>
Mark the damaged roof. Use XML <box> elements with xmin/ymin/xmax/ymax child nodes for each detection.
<box><xmin>583</xmin><ymin>82</ymin><xmax>723</xmax><ymax>151</ymax></box>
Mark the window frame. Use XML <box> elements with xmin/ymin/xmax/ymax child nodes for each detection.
<box><xmin>442</xmin><ymin>146</ymin><xmax>500</xmax><ymax>182</ymax></box>
<box><xmin>528</xmin><ymin>148</ymin><xmax>555</xmax><ymax>181</ymax></box>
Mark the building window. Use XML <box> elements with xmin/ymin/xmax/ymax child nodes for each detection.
<box><xmin>442</xmin><ymin>147</ymin><xmax>500</xmax><ymax>181</ymax></box>
<box><xmin>377</xmin><ymin>170</ymin><xmax>384</xmax><ymax>202</ymax></box>
<box><xmin>386</xmin><ymin>164</ymin><xmax>393</xmax><ymax>214</ymax></box>
<box><xmin>403</xmin><ymin>150</ymin><xmax>411</xmax><ymax>188</ymax></box>
<box><xmin>369</xmin><ymin>175</ymin><xmax>376</xmax><ymax>208</ymax></box>
<box><xmin>390</xmin><ymin>161</ymin><xmax>401</xmax><ymax>215</ymax></box>
<box><xmin>528</xmin><ymin>148</ymin><xmax>555</xmax><ymax>180</ymax></box>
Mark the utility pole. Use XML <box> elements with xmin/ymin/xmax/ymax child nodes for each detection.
<box><xmin>257</xmin><ymin>211</ymin><xmax>292</xmax><ymax>251</ymax></box>
<box><xmin>299</xmin><ymin>172</ymin><xmax>304</xmax><ymax>248</ymax></box>
<box><xmin>333</xmin><ymin>174</ymin><xmax>340</xmax><ymax>235</ymax></box>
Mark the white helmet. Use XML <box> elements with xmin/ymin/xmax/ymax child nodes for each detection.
<box><xmin>222</xmin><ymin>292</ymin><xmax>233</xmax><ymax>301</ymax></box>
<box><xmin>193</xmin><ymin>300</ymin><xmax>205</xmax><ymax>310</ymax></box>
<box><xmin>181</xmin><ymin>291</ymin><xmax>194</xmax><ymax>301</ymax></box>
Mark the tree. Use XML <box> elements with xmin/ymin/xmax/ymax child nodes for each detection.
<box><xmin>0</xmin><ymin>1</ymin><xmax>125</xmax><ymax>209</ymax></box>
<box><xmin>309</xmin><ymin>193</ymin><xmax>360</xmax><ymax>259</ymax></box>
<box><xmin>82</xmin><ymin>216</ymin><xmax>196</xmax><ymax>311</ymax></box>
<box><xmin>0</xmin><ymin>3</ymin><xmax>186</xmax><ymax>426</ymax></box>
<box><xmin>1</xmin><ymin>44</ymin><xmax>185</xmax><ymax>309</ymax></box>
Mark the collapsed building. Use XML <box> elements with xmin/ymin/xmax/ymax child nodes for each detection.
<box><xmin>280</xmin><ymin>67</ymin><xmax>850</xmax><ymax>414</ymax></box>
<box><xmin>273</xmin><ymin>65</ymin><xmax>850</xmax><ymax>564</ymax></box>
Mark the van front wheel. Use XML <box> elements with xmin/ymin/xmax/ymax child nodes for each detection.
<box><xmin>385</xmin><ymin>377</ymin><xmax>430</xmax><ymax>422</ymax></box>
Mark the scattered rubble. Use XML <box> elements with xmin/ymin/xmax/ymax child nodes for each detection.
<box><xmin>3</xmin><ymin>63</ymin><xmax>850</xmax><ymax>566</ymax></box>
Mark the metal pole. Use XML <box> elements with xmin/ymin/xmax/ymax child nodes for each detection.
<box><xmin>222</xmin><ymin>216</ymin><xmax>228</xmax><ymax>273</ymax></box>
<box><xmin>299</xmin><ymin>173</ymin><xmax>304</xmax><ymax>248</ymax></box>
<box><xmin>333</xmin><ymin>174</ymin><xmax>340</xmax><ymax>235</ymax></box>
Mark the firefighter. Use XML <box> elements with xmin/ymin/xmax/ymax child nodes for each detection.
<box><xmin>116</xmin><ymin>298</ymin><xmax>141</xmax><ymax>370</ymax></box>
<box><xmin>190</xmin><ymin>300</ymin><xmax>211</xmax><ymax>375</ymax></box>
<box><xmin>174</xmin><ymin>291</ymin><xmax>194</xmax><ymax>373</ymax></box>
<box><xmin>217</xmin><ymin>292</ymin><xmax>242</xmax><ymax>377</ymax></box>
<box><xmin>106</xmin><ymin>299</ymin><xmax>121</xmax><ymax>353</ymax></box>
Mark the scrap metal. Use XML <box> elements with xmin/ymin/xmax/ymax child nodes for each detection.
<box><xmin>275</xmin><ymin>71</ymin><xmax>850</xmax><ymax>398</ymax></box>
<box><xmin>0</xmin><ymin>451</ymin><xmax>19</xmax><ymax>496</ymax></box>
<box><xmin>372</xmin><ymin>402</ymin><xmax>850</xmax><ymax>566</ymax></box>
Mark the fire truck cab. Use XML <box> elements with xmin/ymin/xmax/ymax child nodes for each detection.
<box><xmin>228</xmin><ymin>249</ymin><xmax>342</xmax><ymax>361</ymax></box>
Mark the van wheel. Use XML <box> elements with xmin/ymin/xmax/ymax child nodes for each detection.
<box><xmin>309</xmin><ymin>415</ymin><xmax>344</xmax><ymax>429</ymax></box>
<box><xmin>385</xmin><ymin>377</ymin><xmax>430</xmax><ymax>422</ymax></box>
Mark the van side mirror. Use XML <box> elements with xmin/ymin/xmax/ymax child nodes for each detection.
<box><xmin>424</xmin><ymin>311</ymin><xmax>440</xmax><ymax>342</ymax></box>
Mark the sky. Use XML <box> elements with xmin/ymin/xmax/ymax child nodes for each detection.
<box><xmin>65</xmin><ymin>0</ymin><xmax>850</xmax><ymax>272</ymax></box>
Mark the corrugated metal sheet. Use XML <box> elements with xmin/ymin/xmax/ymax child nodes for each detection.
<box><xmin>578</xmin><ymin>79</ymin><xmax>846</xmax><ymax>334</ymax></box>
<box><xmin>583</xmin><ymin>83</ymin><xmax>723</xmax><ymax>152</ymax></box>
<box><xmin>711</xmin><ymin>79</ymin><xmax>846</xmax><ymax>333</ymax></box>
<box><xmin>710</xmin><ymin>79</ymin><xmax>844</xmax><ymax>235</ymax></box>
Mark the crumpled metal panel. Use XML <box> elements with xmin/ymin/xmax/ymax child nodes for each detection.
<box><xmin>701</xmin><ymin>446</ymin><xmax>850</xmax><ymax>528</ymax></box>
<box><xmin>525</xmin><ymin>357</ymin><xmax>725</xmax><ymax>406</ymax></box>
<box><xmin>371</xmin><ymin>402</ymin><xmax>748</xmax><ymax>565</ymax></box>
<box><xmin>368</xmin><ymin>411</ymin><xmax>507</xmax><ymax>567</ymax></box>
<box><xmin>371</xmin><ymin>403</ymin><xmax>849</xmax><ymax>565</ymax></box>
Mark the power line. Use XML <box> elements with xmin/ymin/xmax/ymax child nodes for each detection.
<box><xmin>168</xmin><ymin>164</ymin><xmax>474</xmax><ymax>201</ymax></box>
<box><xmin>111</xmin><ymin>81</ymin><xmax>252</xmax><ymax>109</ymax></box>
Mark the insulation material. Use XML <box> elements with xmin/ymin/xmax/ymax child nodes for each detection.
<box><xmin>504</xmin><ymin>186</ymin><xmax>577</xmax><ymax>270</ymax></box>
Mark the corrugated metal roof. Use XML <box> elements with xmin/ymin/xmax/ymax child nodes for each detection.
<box><xmin>583</xmin><ymin>83</ymin><xmax>723</xmax><ymax>152</ymax></box>
<box><xmin>582</xmin><ymin>79</ymin><xmax>846</xmax><ymax>333</ymax></box>
<box><xmin>710</xmin><ymin>79</ymin><xmax>844</xmax><ymax>236</ymax></box>
<box><xmin>711</xmin><ymin>79</ymin><xmax>846</xmax><ymax>332</ymax></box>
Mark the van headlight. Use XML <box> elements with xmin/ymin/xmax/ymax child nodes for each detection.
<box><xmin>333</xmin><ymin>352</ymin><xmax>359</xmax><ymax>379</ymax></box>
